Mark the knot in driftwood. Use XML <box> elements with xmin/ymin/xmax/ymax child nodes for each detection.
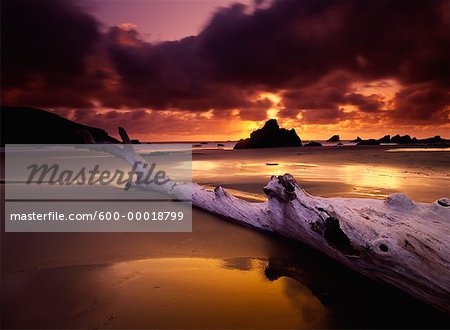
<box><xmin>263</xmin><ymin>174</ymin><xmax>298</xmax><ymax>202</ymax></box>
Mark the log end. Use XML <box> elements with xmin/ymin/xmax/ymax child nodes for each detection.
<box><xmin>263</xmin><ymin>174</ymin><xmax>299</xmax><ymax>202</ymax></box>
<box><xmin>436</xmin><ymin>197</ymin><xmax>450</xmax><ymax>208</ymax></box>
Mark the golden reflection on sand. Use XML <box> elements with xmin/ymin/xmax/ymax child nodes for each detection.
<box><xmin>339</xmin><ymin>164</ymin><xmax>401</xmax><ymax>196</ymax></box>
<box><xmin>192</xmin><ymin>159</ymin><xmax>220</xmax><ymax>173</ymax></box>
<box><xmin>194</xmin><ymin>161</ymin><xmax>400</xmax><ymax>190</ymax></box>
<box><xmin>387</xmin><ymin>148</ymin><xmax>450</xmax><ymax>152</ymax></box>
<box><xmin>102</xmin><ymin>257</ymin><xmax>328</xmax><ymax>328</ymax></box>
<box><xmin>192</xmin><ymin>160</ymin><xmax>319</xmax><ymax>179</ymax></box>
<box><xmin>192</xmin><ymin>156</ymin><xmax>448</xmax><ymax>201</ymax></box>
<box><xmin>2</xmin><ymin>257</ymin><xmax>330</xmax><ymax>328</ymax></box>
<box><xmin>2</xmin><ymin>257</ymin><xmax>326</xmax><ymax>329</ymax></box>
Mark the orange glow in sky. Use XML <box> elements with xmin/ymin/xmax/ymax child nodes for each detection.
<box><xmin>60</xmin><ymin>78</ymin><xmax>448</xmax><ymax>142</ymax></box>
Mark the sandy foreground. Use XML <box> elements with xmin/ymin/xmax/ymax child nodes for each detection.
<box><xmin>1</xmin><ymin>145</ymin><xmax>449</xmax><ymax>328</ymax></box>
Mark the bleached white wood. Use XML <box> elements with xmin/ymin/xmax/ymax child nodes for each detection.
<box><xmin>93</xmin><ymin>128</ymin><xmax>450</xmax><ymax>314</ymax></box>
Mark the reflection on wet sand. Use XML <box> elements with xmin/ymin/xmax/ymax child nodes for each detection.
<box><xmin>2</xmin><ymin>257</ymin><xmax>328</xmax><ymax>329</ymax></box>
<box><xmin>193</xmin><ymin>147</ymin><xmax>449</xmax><ymax>201</ymax></box>
<box><xmin>3</xmin><ymin>255</ymin><xmax>448</xmax><ymax>329</ymax></box>
<box><xmin>194</xmin><ymin>159</ymin><xmax>446</xmax><ymax>199</ymax></box>
<box><xmin>387</xmin><ymin>147</ymin><xmax>450</xmax><ymax>152</ymax></box>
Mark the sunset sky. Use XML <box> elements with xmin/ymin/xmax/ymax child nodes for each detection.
<box><xmin>2</xmin><ymin>0</ymin><xmax>449</xmax><ymax>141</ymax></box>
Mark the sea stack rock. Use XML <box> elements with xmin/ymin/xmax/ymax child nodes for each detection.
<box><xmin>304</xmin><ymin>141</ymin><xmax>323</xmax><ymax>147</ymax></box>
<box><xmin>234</xmin><ymin>119</ymin><xmax>302</xmax><ymax>149</ymax></box>
<box><xmin>378</xmin><ymin>135</ymin><xmax>391</xmax><ymax>143</ymax></box>
<box><xmin>418</xmin><ymin>135</ymin><xmax>449</xmax><ymax>145</ymax></box>
<box><xmin>357</xmin><ymin>139</ymin><xmax>379</xmax><ymax>145</ymax></box>
<box><xmin>327</xmin><ymin>135</ymin><xmax>340</xmax><ymax>142</ymax></box>
<box><xmin>391</xmin><ymin>134</ymin><xmax>413</xmax><ymax>144</ymax></box>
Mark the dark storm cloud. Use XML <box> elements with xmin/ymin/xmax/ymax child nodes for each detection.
<box><xmin>344</xmin><ymin>94</ymin><xmax>383</xmax><ymax>113</ymax></box>
<box><xmin>104</xmin><ymin>25</ymin><xmax>256</xmax><ymax>111</ymax></box>
<box><xmin>199</xmin><ymin>0</ymin><xmax>449</xmax><ymax>87</ymax></box>
<box><xmin>2</xmin><ymin>0</ymin><xmax>449</xmax><ymax>125</ymax></box>
<box><xmin>279</xmin><ymin>71</ymin><xmax>384</xmax><ymax>123</ymax></box>
<box><xmin>1</xmin><ymin>0</ymin><xmax>101</xmax><ymax>88</ymax></box>
<box><xmin>281</xmin><ymin>72</ymin><xmax>352</xmax><ymax>111</ymax></box>
<box><xmin>392</xmin><ymin>83</ymin><xmax>450</xmax><ymax>122</ymax></box>
<box><xmin>238</xmin><ymin>97</ymin><xmax>273</xmax><ymax>120</ymax></box>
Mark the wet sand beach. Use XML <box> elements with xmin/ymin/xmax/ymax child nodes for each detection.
<box><xmin>2</xmin><ymin>145</ymin><xmax>450</xmax><ymax>328</ymax></box>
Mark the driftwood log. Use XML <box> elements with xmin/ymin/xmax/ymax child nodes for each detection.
<box><xmin>92</xmin><ymin>127</ymin><xmax>450</xmax><ymax>314</ymax></box>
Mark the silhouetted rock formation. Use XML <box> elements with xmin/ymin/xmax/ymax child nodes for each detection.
<box><xmin>234</xmin><ymin>119</ymin><xmax>302</xmax><ymax>149</ymax></box>
<box><xmin>391</xmin><ymin>134</ymin><xmax>412</xmax><ymax>144</ymax></box>
<box><xmin>352</xmin><ymin>137</ymin><xmax>363</xmax><ymax>143</ymax></box>
<box><xmin>304</xmin><ymin>141</ymin><xmax>323</xmax><ymax>147</ymax></box>
<box><xmin>358</xmin><ymin>139</ymin><xmax>380</xmax><ymax>145</ymax></box>
<box><xmin>2</xmin><ymin>106</ymin><xmax>120</xmax><ymax>144</ymax></box>
<box><xmin>130</xmin><ymin>139</ymin><xmax>142</xmax><ymax>144</ymax></box>
<box><xmin>357</xmin><ymin>134</ymin><xmax>448</xmax><ymax>146</ymax></box>
<box><xmin>378</xmin><ymin>135</ymin><xmax>391</xmax><ymax>143</ymax></box>
<box><xmin>327</xmin><ymin>135</ymin><xmax>340</xmax><ymax>142</ymax></box>
<box><xmin>392</xmin><ymin>134</ymin><xmax>420</xmax><ymax>144</ymax></box>
<box><xmin>418</xmin><ymin>135</ymin><xmax>445</xmax><ymax>144</ymax></box>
